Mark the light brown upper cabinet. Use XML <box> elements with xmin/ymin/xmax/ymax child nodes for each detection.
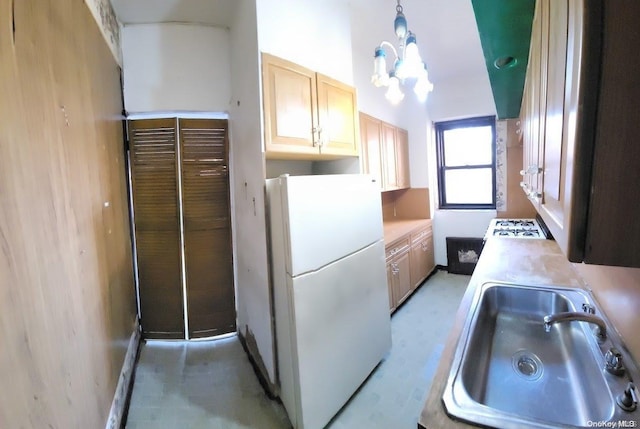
<box><xmin>395</xmin><ymin>128</ymin><xmax>410</xmax><ymax>189</ymax></box>
<box><xmin>360</xmin><ymin>113</ymin><xmax>384</xmax><ymax>189</ymax></box>
<box><xmin>360</xmin><ymin>112</ymin><xmax>410</xmax><ymax>192</ymax></box>
<box><xmin>520</xmin><ymin>0</ymin><xmax>640</xmax><ymax>267</ymax></box>
<box><xmin>262</xmin><ymin>53</ymin><xmax>359</xmax><ymax>160</ymax></box>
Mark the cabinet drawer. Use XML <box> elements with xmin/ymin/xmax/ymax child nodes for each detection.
<box><xmin>411</xmin><ymin>226</ymin><xmax>432</xmax><ymax>244</ymax></box>
<box><xmin>385</xmin><ymin>237</ymin><xmax>410</xmax><ymax>260</ymax></box>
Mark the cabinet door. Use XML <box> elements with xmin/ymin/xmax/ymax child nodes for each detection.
<box><xmin>394</xmin><ymin>251</ymin><xmax>411</xmax><ymax>306</ymax></box>
<box><xmin>129</xmin><ymin>119</ymin><xmax>185</xmax><ymax>339</ymax></box>
<box><xmin>583</xmin><ymin>1</ymin><xmax>640</xmax><ymax>267</ymax></box>
<box><xmin>359</xmin><ymin>112</ymin><xmax>384</xmax><ymax>190</ymax></box>
<box><xmin>386</xmin><ymin>261</ymin><xmax>396</xmax><ymax>312</ymax></box>
<box><xmin>410</xmin><ymin>241</ymin><xmax>425</xmax><ymax>291</ymax></box>
<box><xmin>316</xmin><ymin>73</ymin><xmax>359</xmax><ymax>157</ymax></box>
<box><xmin>395</xmin><ymin>128</ymin><xmax>410</xmax><ymax>189</ymax></box>
<box><xmin>179</xmin><ymin>119</ymin><xmax>236</xmax><ymax>339</ymax></box>
<box><xmin>539</xmin><ymin>0</ymin><xmax>570</xmax><ymax>248</ymax></box>
<box><xmin>382</xmin><ymin>122</ymin><xmax>399</xmax><ymax>190</ymax></box>
<box><xmin>262</xmin><ymin>53</ymin><xmax>318</xmax><ymax>158</ymax></box>
<box><xmin>386</xmin><ymin>237</ymin><xmax>410</xmax><ymax>311</ymax></box>
<box><xmin>410</xmin><ymin>233</ymin><xmax>435</xmax><ymax>290</ymax></box>
<box><xmin>521</xmin><ymin>0</ymin><xmax>547</xmax><ymax>203</ymax></box>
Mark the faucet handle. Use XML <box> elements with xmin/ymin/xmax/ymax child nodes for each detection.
<box><xmin>617</xmin><ymin>382</ymin><xmax>638</xmax><ymax>412</ymax></box>
<box><xmin>582</xmin><ymin>303</ymin><xmax>595</xmax><ymax>314</ymax></box>
<box><xmin>605</xmin><ymin>347</ymin><xmax>625</xmax><ymax>376</ymax></box>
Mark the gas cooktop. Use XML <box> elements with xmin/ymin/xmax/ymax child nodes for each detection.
<box><xmin>485</xmin><ymin>218</ymin><xmax>547</xmax><ymax>240</ymax></box>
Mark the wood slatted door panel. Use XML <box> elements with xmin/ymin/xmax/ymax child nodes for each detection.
<box><xmin>179</xmin><ymin>118</ymin><xmax>236</xmax><ymax>338</ymax></box>
<box><xmin>129</xmin><ymin>118</ymin><xmax>185</xmax><ymax>339</ymax></box>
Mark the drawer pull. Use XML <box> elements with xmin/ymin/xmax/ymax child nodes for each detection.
<box><xmin>391</xmin><ymin>262</ymin><xmax>399</xmax><ymax>275</ymax></box>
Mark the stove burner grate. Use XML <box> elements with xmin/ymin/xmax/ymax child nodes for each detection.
<box><xmin>495</xmin><ymin>219</ymin><xmax>536</xmax><ymax>228</ymax></box>
<box><xmin>486</xmin><ymin>218</ymin><xmax>547</xmax><ymax>240</ymax></box>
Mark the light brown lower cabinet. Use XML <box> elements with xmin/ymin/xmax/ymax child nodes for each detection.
<box><xmin>410</xmin><ymin>227</ymin><xmax>435</xmax><ymax>290</ymax></box>
<box><xmin>386</xmin><ymin>223</ymin><xmax>435</xmax><ymax>313</ymax></box>
<box><xmin>386</xmin><ymin>238</ymin><xmax>411</xmax><ymax>312</ymax></box>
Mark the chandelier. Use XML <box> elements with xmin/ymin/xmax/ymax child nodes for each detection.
<box><xmin>371</xmin><ymin>0</ymin><xmax>434</xmax><ymax>104</ymax></box>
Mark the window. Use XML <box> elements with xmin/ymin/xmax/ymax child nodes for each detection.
<box><xmin>435</xmin><ymin>116</ymin><xmax>496</xmax><ymax>209</ymax></box>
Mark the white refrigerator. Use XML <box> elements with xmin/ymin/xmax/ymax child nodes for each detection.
<box><xmin>266</xmin><ymin>174</ymin><xmax>392</xmax><ymax>429</ymax></box>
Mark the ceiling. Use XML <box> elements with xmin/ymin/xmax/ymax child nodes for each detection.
<box><xmin>110</xmin><ymin>0</ymin><xmax>533</xmax><ymax>119</ymax></box>
<box><xmin>471</xmin><ymin>0</ymin><xmax>535</xmax><ymax>118</ymax></box>
<box><xmin>110</xmin><ymin>0</ymin><xmax>236</xmax><ymax>27</ymax></box>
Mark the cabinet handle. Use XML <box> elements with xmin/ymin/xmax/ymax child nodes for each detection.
<box><xmin>311</xmin><ymin>126</ymin><xmax>325</xmax><ymax>147</ymax></box>
<box><xmin>391</xmin><ymin>262</ymin><xmax>399</xmax><ymax>275</ymax></box>
<box><xmin>528</xmin><ymin>190</ymin><xmax>542</xmax><ymax>200</ymax></box>
<box><xmin>421</xmin><ymin>242</ymin><xmax>429</xmax><ymax>252</ymax></box>
<box><xmin>520</xmin><ymin>165</ymin><xmax>542</xmax><ymax>176</ymax></box>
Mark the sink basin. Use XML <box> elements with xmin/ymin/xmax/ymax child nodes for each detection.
<box><xmin>442</xmin><ymin>282</ymin><xmax>640</xmax><ymax>428</ymax></box>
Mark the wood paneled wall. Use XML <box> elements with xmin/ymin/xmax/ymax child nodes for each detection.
<box><xmin>0</xmin><ymin>0</ymin><xmax>136</xmax><ymax>427</ymax></box>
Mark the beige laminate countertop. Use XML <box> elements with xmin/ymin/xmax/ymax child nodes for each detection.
<box><xmin>419</xmin><ymin>237</ymin><xmax>640</xmax><ymax>429</ymax></box>
<box><xmin>383</xmin><ymin>219</ymin><xmax>432</xmax><ymax>245</ymax></box>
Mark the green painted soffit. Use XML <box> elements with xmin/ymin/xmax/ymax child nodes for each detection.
<box><xmin>471</xmin><ymin>0</ymin><xmax>535</xmax><ymax>119</ymax></box>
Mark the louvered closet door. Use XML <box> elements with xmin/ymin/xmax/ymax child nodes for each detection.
<box><xmin>129</xmin><ymin>119</ymin><xmax>185</xmax><ymax>339</ymax></box>
<box><xmin>179</xmin><ymin>119</ymin><xmax>236</xmax><ymax>338</ymax></box>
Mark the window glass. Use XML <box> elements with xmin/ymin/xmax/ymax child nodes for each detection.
<box><xmin>443</xmin><ymin>126</ymin><xmax>493</xmax><ymax>166</ymax></box>
<box><xmin>444</xmin><ymin>169</ymin><xmax>494</xmax><ymax>204</ymax></box>
<box><xmin>435</xmin><ymin>116</ymin><xmax>496</xmax><ymax>209</ymax></box>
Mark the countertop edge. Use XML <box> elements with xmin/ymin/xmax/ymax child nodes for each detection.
<box><xmin>383</xmin><ymin>219</ymin><xmax>432</xmax><ymax>246</ymax></box>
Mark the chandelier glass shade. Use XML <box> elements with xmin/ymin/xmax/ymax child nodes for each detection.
<box><xmin>371</xmin><ymin>0</ymin><xmax>434</xmax><ymax>104</ymax></box>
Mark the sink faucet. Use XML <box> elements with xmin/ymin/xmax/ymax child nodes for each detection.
<box><xmin>543</xmin><ymin>312</ymin><xmax>607</xmax><ymax>340</ymax></box>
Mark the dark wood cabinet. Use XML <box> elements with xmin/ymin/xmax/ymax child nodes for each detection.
<box><xmin>520</xmin><ymin>0</ymin><xmax>640</xmax><ymax>267</ymax></box>
<box><xmin>129</xmin><ymin>118</ymin><xmax>236</xmax><ymax>339</ymax></box>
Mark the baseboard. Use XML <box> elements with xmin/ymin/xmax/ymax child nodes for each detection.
<box><xmin>105</xmin><ymin>320</ymin><xmax>141</xmax><ymax>429</ymax></box>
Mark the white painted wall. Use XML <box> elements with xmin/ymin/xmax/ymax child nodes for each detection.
<box><xmin>121</xmin><ymin>23</ymin><xmax>231</xmax><ymax>113</ymax></box>
<box><xmin>427</xmin><ymin>74</ymin><xmax>498</xmax><ymax>266</ymax></box>
<box><xmin>428</xmin><ymin>74</ymin><xmax>496</xmax><ymax>123</ymax></box>
<box><xmin>265</xmin><ymin>159</ymin><xmax>361</xmax><ymax>178</ymax></box>
<box><xmin>432</xmin><ymin>210</ymin><xmax>496</xmax><ymax>265</ymax></box>
<box><xmin>265</xmin><ymin>160</ymin><xmax>314</xmax><ymax>179</ymax></box>
<box><xmin>313</xmin><ymin>158</ymin><xmax>361</xmax><ymax>175</ymax></box>
<box><xmin>256</xmin><ymin>0</ymin><xmax>354</xmax><ymax>85</ymax></box>
<box><xmin>229</xmin><ymin>0</ymin><xmax>278</xmax><ymax>389</ymax></box>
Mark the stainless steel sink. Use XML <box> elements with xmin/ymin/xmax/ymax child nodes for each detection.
<box><xmin>442</xmin><ymin>282</ymin><xmax>640</xmax><ymax>428</ymax></box>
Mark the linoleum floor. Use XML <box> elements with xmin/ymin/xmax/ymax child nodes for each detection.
<box><xmin>124</xmin><ymin>270</ymin><xmax>470</xmax><ymax>429</ymax></box>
